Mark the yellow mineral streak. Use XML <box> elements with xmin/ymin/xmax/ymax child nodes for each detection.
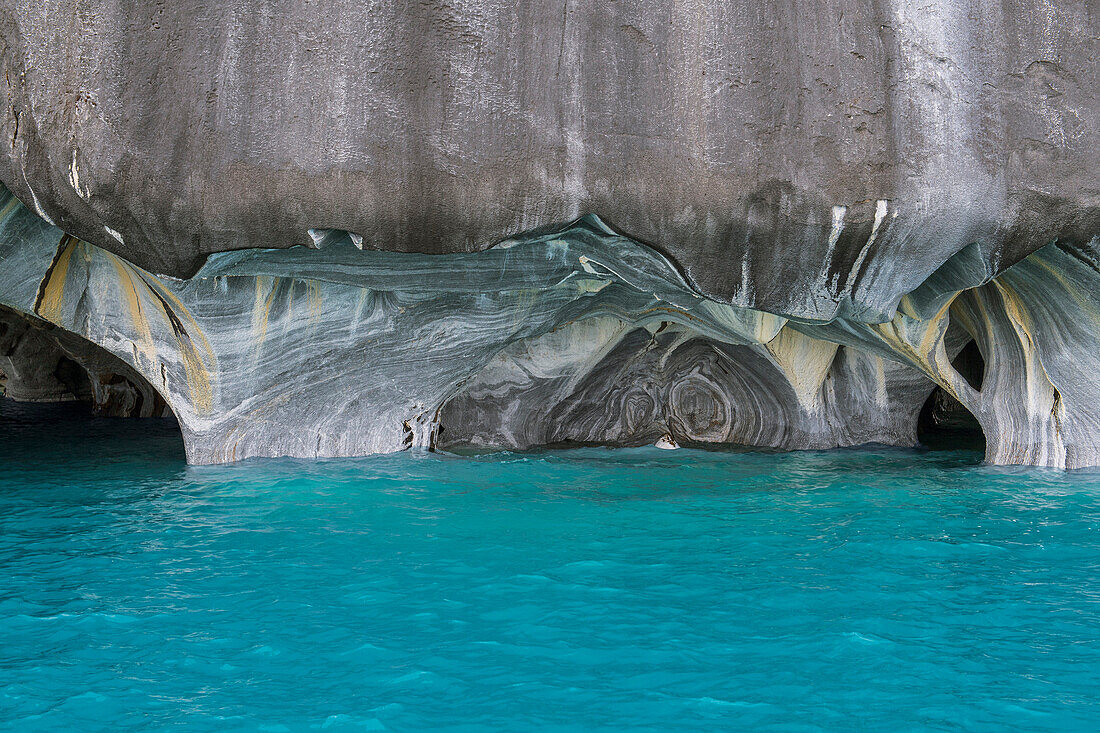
<box><xmin>765</xmin><ymin>327</ymin><xmax>838</xmax><ymax>413</ymax></box>
<box><xmin>861</xmin><ymin>295</ymin><xmax>979</xmax><ymax>406</ymax></box>
<box><xmin>105</xmin><ymin>253</ymin><xmax>214</xmax><ymax>415</ymax></box>
<box><xmin>753</xmin><ymin>312</ymin><xmax>788</xmax><ymax>344</ymax></box>
<box><xmin>106</xmin><ymin>253</ymin><xmax>158</xmax><ymax>365</ymax></box>
<box><xmin>144</xmin><ymin>277</ymin><xmax>216</xmax><ymax>416</ymax></box>
<box><xmin>176</xmin><ymin>332</ymin><xmax>214</xmax><ymax>415</ymax></box>
<box><xmin>141</xmin><ymin>273</ymin><xmax>217</xmax><ymax>365</ymax></box>
<box><xmin>306</xmin><ymin>280</ymin><xmax>323</xmax><ymax>322</ymax></box>
<box><xmin>252</xmin><ymin>276</ymin><xmax>279</xmax><ymax>353</ymax></box>
<box><xmin>918</xmin><ymin>300</ymin><xmax>954</xmax><ymax>358</ymax></box>
<box><xmin>35</xmin><ymin>236</ymin><xmax>77</xmax><ymax>324</ymax></box>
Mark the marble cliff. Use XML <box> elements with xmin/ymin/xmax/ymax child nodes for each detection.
<box><xmin>0</xmin><ymin>1</ymin><xmax>1098</xmax><ymax>467</ymax></box>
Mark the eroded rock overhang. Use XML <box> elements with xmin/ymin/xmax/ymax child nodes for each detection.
<box><xmin>2</xmin><ymin>185</ymin><xmax>1098</xmax><ymax>467</ymax></box>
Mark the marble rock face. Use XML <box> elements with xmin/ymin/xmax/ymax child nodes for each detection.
<box><xmin>2</xmin><ymin>186</ymin><xmax>1100</xmax><ymax>468</ymax></box>
<box><xmin>0</xmin><ymin>2</ymin><xmax>1098</xmax><ymax>467</ymax></box>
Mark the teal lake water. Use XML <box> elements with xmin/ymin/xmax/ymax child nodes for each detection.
<box><xmin>2</xmin><ymin>399</ymin><xmax>1099</xmax><ymax>731</ymax></box>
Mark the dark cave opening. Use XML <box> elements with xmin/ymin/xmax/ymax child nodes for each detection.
<box><xmin>917</xmin><ymin>340</ymin><xmax>986</xmax><ymax>451</ymax></box>
<box><xmin>0</xmin><ymin>305</ymin><xmax>177</xmax><ymax>422</ymax></box>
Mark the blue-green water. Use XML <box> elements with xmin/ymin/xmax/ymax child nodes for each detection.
<box><xmin>2</xmin><ymin>400</ymin><xmax>1099</xmax><ymax>731</ymax></box>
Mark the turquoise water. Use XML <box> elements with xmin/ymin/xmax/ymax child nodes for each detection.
<box><xmin>2</xmin><ymin>401</ymin><xmax>1099</xmax><ymax>731</ymax></box>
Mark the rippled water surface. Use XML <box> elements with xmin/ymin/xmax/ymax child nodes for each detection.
<box><xmin>2</xmin><ymin>400</ymin><xmax>1099</xmax><ymax>731</ymax></box>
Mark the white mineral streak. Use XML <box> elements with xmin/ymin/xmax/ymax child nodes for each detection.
<box><xmin>845</xmin><ymin>200</ymin><xmax>889</xmax><ymax>300</ymax></box>
<box><xmin>68</xmin><ymin>152</ymin><xmax>90</xmax><ymax>201</ymax></box>
<box><xmin>803</xmin><ymin>205</ymin><xmax>848</xmax><ymax>313</ymax></box>
<box><xmin>26</xmin><ymin>187</ymin><xmax>54</xmax><ymax>226</ymax></box>
<box><xmin>103</xmin><ymin>225</ymin><xmax>124</xmax><ymax>246</ymax></box>
<box><xmin>826</xmin><ymin>206</ymin><xmax>846</xmax><ymax>256</ymax></box>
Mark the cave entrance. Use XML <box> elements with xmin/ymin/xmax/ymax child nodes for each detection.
<box><xmin>0</xmin><ymin>305</ymin><xmax>182</xmax><ymax>456</ymax></box>
<box><xmin>917</xmin><ymin>340</ymin><xmax>986</xmax><ymax>451</ymax></box>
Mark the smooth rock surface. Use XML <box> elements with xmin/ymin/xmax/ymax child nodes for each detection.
<box><xmin>0</xmin><ymin>2</ymin><xmax>1097</xmax><ymax>467</ymax></box>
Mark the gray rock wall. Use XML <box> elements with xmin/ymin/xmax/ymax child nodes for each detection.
<box><xmin>1</xmin><ymin>3</ymin><xmax>1098</xmax><ymax>466</ymax></box>
<box><xmin>1</xmin><ymin>1</ymin><xmax>1098</xmax><ymax>321</ymax></box>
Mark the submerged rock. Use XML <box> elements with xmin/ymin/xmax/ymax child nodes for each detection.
<box><xmin>655</xmin><ymin>435</ymin><xmax>679</xmax><ymax>451</ymax></box>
